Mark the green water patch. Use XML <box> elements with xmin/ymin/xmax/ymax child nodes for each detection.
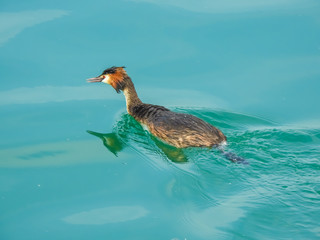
<box><xmin>86</xmin><ymin>107</ymin><xmax>320</xmax><ymax>172</ymax></box>
<box><xmin>2</xmin><ymin>107</ymin><xmax>319</xmax><ymax>239</ymax></box>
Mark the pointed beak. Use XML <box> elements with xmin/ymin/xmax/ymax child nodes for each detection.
<box><xmin>87</xmin><ymin>76</ymin><xmax>103</xmax><ymax>83</ymax></box>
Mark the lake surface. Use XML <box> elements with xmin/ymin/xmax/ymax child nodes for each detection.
<box><xmin>1</xmin><ymin>1</ymin><xmax>320</xmax><ymax>239</ymax></box>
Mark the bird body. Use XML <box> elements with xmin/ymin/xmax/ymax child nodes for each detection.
<box><xmin>131</xmin><ymin>103</ymin><xmax>226</xmax><ymax>148</ymax></box>
<box><xmin>88</xmin><ymin>66</ymin><xmax>226</xmax><ymax>149</ymax></box>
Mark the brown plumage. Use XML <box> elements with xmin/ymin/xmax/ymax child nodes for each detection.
<box><xmin>87</xmin><ymin>66</ymin><xmax>227</xmax><ymax>148</ymax></box>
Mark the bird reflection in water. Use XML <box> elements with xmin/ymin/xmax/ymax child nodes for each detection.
<box><xmin>87</xmin><ymin>114</ymin><xmax>188</xmax><ymax>163</ymax></box>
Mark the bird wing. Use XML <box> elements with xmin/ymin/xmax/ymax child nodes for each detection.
<box><xmin>147</xmin><ymin>112</ymin><xmax>225</xmax><ymax>148</ymax></box>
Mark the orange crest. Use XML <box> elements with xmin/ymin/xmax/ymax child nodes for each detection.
<box><xmin>109</xmin><ymin>68</ymin><xmax>126</xmax><ymax>93</ymax></box>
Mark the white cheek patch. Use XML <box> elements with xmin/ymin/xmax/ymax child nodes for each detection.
<box><xmin>102</xmin><ymin>75</ymin><xmax>110</xmax><ymax>84</ymax></box>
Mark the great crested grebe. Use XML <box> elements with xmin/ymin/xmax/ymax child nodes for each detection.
<box><xmin>88</xmin><ymin>66</ymin><xmax>246</xmax><ymax>163</ymax></box>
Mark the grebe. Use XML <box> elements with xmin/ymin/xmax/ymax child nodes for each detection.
<box><xmin>88</xmin><ymin>66</ymin><xmax>246</xmax><ymax>163</ymax></box>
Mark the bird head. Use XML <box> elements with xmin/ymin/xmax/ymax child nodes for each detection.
<box><xmin>87</xmin><ymin>66</ymin><xmax>128</xmax><ymax>93</ymax></box>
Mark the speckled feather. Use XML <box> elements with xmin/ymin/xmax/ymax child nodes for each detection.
<box><xmin>131</xmin><ymin>104</ymin><xmax>226</xmax><ymax>148</ymax></box>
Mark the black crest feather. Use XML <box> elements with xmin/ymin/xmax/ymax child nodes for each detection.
<box><xmin>102</xmin><ymin>66</ymin><xmax>126</xmax><ymax>75</ymax></box>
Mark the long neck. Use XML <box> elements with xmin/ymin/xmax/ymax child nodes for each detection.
<box><xmin>123</xmin><ymin>77</ymin><xmax>142</xmax><ymax>115</ymax></box>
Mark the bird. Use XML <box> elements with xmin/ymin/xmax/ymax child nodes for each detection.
<box><xmin>87</xmin><ymin>66</ymin><xmax>246</xmax><ymax>163</ymax></box>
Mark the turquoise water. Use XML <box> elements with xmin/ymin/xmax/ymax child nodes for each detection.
<box><xmin>1</xmin><ymin>1</ymin><xmax>320</xmax><ymax>239</ymax></box>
